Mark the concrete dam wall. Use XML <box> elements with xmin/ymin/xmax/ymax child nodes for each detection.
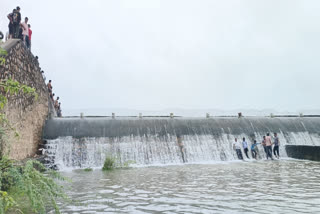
<box><xmin>43</xmin><ymin>117</ymin><xmax>320</xmax><ymax>169</ymax></box>
<box><xmin>286</xmin><ymin>145</ymin><xmax>320</xmax><ymax>161</ymax></box>
<box><xmin>43</xmin><ymin>117</ymin><xmax>320</xmax><ymax>138</ymax></box>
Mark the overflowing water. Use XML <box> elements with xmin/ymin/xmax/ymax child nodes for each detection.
<box><xmin>45</xmin><ymin>131</ymin><xmax>320</xmax><ymax>170</ymax></box>
<box><xmin>51</xmin><ymin>160</ymin><xmax>320</xmax><ymax>214</ymax></box>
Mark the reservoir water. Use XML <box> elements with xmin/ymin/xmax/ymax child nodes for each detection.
<box><xmin>43</xmin><ymin>117</ymin><xmax>320</xmax><ymax>213</ymax></box>
<box><xmin>53</xmin><ymin>160</ymin><xmax>320</xmax><ymax>214</ymax></box>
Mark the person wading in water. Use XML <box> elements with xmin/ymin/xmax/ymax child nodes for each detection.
<box><xmin>233</xmin><ymin>138</ymin><xmax>243</xmax><ymax>160</ymax></box>
<box><xmin>251</xmin><ymin>140</ymin><xmax>260</xmax><ymax>160</ymax></box>
<box><xmin>242</xmin><ymin>137</ymin><xmax>250</xmax><ymax>159</ymax></box>
<box><xmin>265</xmin><ymin>133</ymin><xmax>273</xmax><ymax>160</ymax></box>
<box><xmin>177</xmin><ymin>135</ymin><xmax>186</xmax><ymax>163</ymax></box>
<box><xmin>273</xmin><ymin>133</ymin><xmax>280</xmax><ymax>159</ymax></box>
<box><xmin>261</xmin><ymin>136</ymin><xmax>267</xmax><ymax>157</ymax></box>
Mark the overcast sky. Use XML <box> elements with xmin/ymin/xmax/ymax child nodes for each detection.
<box><xmin>1</xmin><ymin>0</ymin><xmax>320</xmax><ymax>115</ymax></box>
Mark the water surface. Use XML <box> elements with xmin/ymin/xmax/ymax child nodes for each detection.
<box><xmin>55</xmin><ymin>160</ymin><xmax>320</xmax><ymax>213</ymax></box>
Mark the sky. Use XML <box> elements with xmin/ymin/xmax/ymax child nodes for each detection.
<box><xmin>1</xmin><ymin>0</ymin><xmax>320</xmax><ymax>115</ymax></box>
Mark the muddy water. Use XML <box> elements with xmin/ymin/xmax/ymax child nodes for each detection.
<box><xmin>54</xmin><ymin>160</ymin><xmax>320</xmax><ymax>214</ymax></box>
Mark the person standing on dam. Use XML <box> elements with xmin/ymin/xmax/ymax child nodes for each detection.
<box><xmin>177</xmin><ymin>135</ymin><xmax>186</xmax><ymax>163</ymax></box>
<box><xmin>273</xmin><ymin>133</ymin><xmax>280</xmax><ymax>159</ymax></box>
<box><xmin>242</xmin><ymin>137</ymin><xmax>250</xmax><ymax>159</ymax></box>
<box><xmin>265</xmin><ymin>133</ymin><xmax>273</xmax><ymax>160</ymax></box>
<box><xmin>233</xmin><ymin>138</ymin><xmax>243</xmax><ymax>160</ymax></box>
<box><xmin>251</xmin><ymin>140</ymin><xmax>259</xmax><ymax>160</ymax></box>
<box><xmin>262</xmin><ymin>136</ymin><xmax>267</xmax><ymax>156</ymax></box>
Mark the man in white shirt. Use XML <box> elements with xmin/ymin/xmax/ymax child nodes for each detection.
<box><xmin>20</xmin><ymin>17</ymin><xmax>29</xmax><ymax>48</ymax></box>
<box><xmin>242</xmin><ymin>137</ymin><xmax>250</xmax><ymax>159</ymax></box>
<box><xmin>233</xmin><ymin>138</ymin><xmax>243</xmax><ymax>160</ymax></box>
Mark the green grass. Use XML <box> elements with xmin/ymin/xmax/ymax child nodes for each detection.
<box><xmin>84</xmin><ymin>168</ymin><xmax>93</xmax><ymax>172</ymax></box>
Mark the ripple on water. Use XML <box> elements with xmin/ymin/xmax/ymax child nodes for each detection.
<box><xmin>55</xmin><ymin>160</ymin><xmax>320</xmax><ymax>214</ymax></box>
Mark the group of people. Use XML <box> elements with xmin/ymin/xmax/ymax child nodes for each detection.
<box><xmin>47</xmin><ymin>80</ymin><xmax>62</xmax><ymax>117</ymax></box>
<box><xmin>7</xmin><ymin>6</ymin><xmax>32</xmax><ymax>50</ymax></box>
<box><xmin>233</xmin><ymin>133</ymin><xmax>280</xmax><ymax>160</ymax></box>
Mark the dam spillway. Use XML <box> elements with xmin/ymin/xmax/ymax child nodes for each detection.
<box><xmin>42</xmin><ymin>117</ymin><xmax>320</xmax><ymax>169</ymax></box>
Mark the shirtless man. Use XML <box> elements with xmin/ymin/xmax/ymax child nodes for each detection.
<box><xmin>54</xmin><ymin>97</ymin><xmax>60</xmax><ymax>110</ymax></box>
<box><xmin>47</xmin><ymin>80</ymin><xmax>52</xmax><ymax>93</ymax></box>
<box><xmin>177</xmin><ymin>135</ymin><xmax>186</xmax><ymax>163</ymax></box>
<box><xmin>265</xmin><ymin>133</ymin><xmax>273</xmax><ymax>160</ymax></box>
<box><xmin>262</xmin><ymin>136</ymin><xmax>267</xmax><ymax>156</ymax></box>
<box><xmin>50</xmin><ymin>93</ymin><xmax>55</xmax><ymax>102</ymax></box>
<box><xmin>273</xmin><ymin>133</ymin><xmax>280</xmax><ymax>159</ymax></box>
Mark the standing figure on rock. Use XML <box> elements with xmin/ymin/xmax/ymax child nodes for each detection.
<box><xmin>12</xmin><ymin>6</ymin><xmax>21</xmax><ymax>38</ymax></box>
<box><xmin>28</xmin><ymin>24</ymin><xmax>32</xmax><ymax>50</ymax></box>
<box><xmin>242</xmin><ymin>137</ymin><xmax>250</xmax><ymax>159</ymax></box>
<box><xmin>7</xmin><ymin>9</ymin><xmax>16</xmax><ymax>39</ymax></box>
<box><xmin>54</xmin><ymin>97</ymin><xmax>60</xmax><ymax>111</ymax></box>
<box><xmin>47</xmin><ymin>80</ymin><xmax>53</xmax><ymax>93</ymax></box>
<box><xmin>233</xmin><ymin>138</ymin><xmax>243</xmax><ymax>160</ymax></box>
<box><xmin>57</xmin><ymin>102</ymin><xmax>62</xmax><ymax>117</ymax></box>
<box><xmin>20</xmin><ymin>17</ymin><xmax>29</xmax><ymax>48</ymax></box>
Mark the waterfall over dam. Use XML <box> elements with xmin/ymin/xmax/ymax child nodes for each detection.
<box><xmin>43</xmin><ymin>117</ymin><xmax>320</xmax><ymax>169</ymax></box>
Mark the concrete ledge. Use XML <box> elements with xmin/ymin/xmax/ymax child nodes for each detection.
<box><xmin>0</xmin><ymin>39</ymin><xmax>21</xmax><ymax>53</ymax></box>
<box><xmin>286</xmin><ymin>145</ymin><xmax>320</xmax><ymax>161</ymax></box>
<box><xmin>43</xmin><ymin>117</ymin><xmax>320</xmax><ymax>139</ymax></box>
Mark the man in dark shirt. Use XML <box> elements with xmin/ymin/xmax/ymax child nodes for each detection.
<box><xmin>273</xmin><ymin>133</ymin><xmax>280</xmax><ymax>159</ymax></box>
<box><xmin>7</xmin><ymin>9</ymin><xmax>16</xmax><ymax>39</ymax></box>
<box><xmin>12</xmin><ymin>6</ymin><xmax>21</xmax><ymax>38</ymax></box>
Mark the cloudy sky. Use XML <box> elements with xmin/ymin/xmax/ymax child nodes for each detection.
<box><xmin>1</xmin><ymin>0</ymin><xmax>320</xmax><ymax>115</ymax></box>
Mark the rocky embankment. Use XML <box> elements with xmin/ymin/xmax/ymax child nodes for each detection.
<box><xmin>0</xmin><ymin>39</ymin><xmax>49</xmax><ymax>160</ymax></box>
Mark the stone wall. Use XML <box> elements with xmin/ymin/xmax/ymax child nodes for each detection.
<box><xmin>0</xmin><ymin>39</ymin><xmax>49</xmax><ymax>160</ymax></box>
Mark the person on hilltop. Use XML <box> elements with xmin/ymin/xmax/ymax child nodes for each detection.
<box><xmin>273</xmin><ymin>133</ymin><xmax>280</xmax><ymax>159</ymax></box>
<box><xmin>57</xmin><ymin>102</ymin><xmax>62</xmax><ymax>117</ymax></box>
<box><xmin>41</xmin><ymin>70</ymin><xmax>46</xmax><ymax>81</ymax></box>
<box><xmin>28</xmin><ymin>24</ymin><xmax>32</xmax><ymax>50</ymax></box>
<box><xmin>265</xmin><ymin>133</ymin><xmax>273</xmax><ymax>160</ymax></box>
<box><xmin>12</xmin><ymin>6</ymin><xmax>21</xmax><ymax>38</ymax></box>
<box><xmin>50</xmin><ymin>93</ymin><xmax>55</xmax><ymax>102</ymax></box>
<box><xmin>242</xmin><ymin>137</ymin><xmax>250</xmax><ymax>159</ymax></box>
<box><xmin>7</xmin><ymin>9</ymin><xmax>16</xmax><ymax>39</ymax></box>
<box><xmin>233</xmin><ymin>138</ymin><xmax>243</xmax><ymax>160</ymax></box>
<box><xmin>47</xmin><ymin>80</ymin><xmax>53</xmax><ymax>93</ymax></box>
<box><xmin>54</xmin><ymin>97</ymin><xmax>60</xmax><ymax>111</ymax></box>
<box><xmin>20</xmin><ymin>17</ymin><xmax>29</xmax><ymax>48</ymax></box>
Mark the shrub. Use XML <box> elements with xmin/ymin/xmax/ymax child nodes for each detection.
<box><xmin>102</xmin><ymin>155</ymin><xmax>136</xmax><ymax>171</ymax></box>
<box><xmin>102</xmin><ymin>156</ymin><xmax>116</xmax><ymax>171</ymax></box>
<box><xmin>84</xmin><ymin>168</ymin><xmax>93</xmax><ymax>172</ymax></box>
<box><xmin>0</xmin><ymin>157</ymin><xmax>67</xmax><ymax>214</ymax></box>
